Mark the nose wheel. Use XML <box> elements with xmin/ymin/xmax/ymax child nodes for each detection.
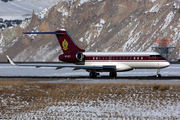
<box><xmin>156</xmin><ymin>69</ymin><xmax>161</xmax><ymax>77</ymax></box>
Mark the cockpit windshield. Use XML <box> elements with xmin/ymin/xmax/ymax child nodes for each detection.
<box><xmin>149</xmin><ymin>55</ymin><xmax>162</xmax><ymax>58</ymax></box>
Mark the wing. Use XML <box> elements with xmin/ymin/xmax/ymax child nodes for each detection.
<box><xmin>6</xmin><ymin>55</ymin><xmax>116</xmax><ymax>70</ymax></box>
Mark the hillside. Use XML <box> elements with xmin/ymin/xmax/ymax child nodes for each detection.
<box><xmin>0</xmin><ymin>0</ymin><xmax>180</xmax><ymax>62</ymax></box>
<box><xmin>0</xmin><ymin>0</ymin><xmax>64</xmax><ymax>20</ymax></box>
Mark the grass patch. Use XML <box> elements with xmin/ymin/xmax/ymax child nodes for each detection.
<box><xmin>152</xmin><ymin>84</ymin><xmax>170</xmax><ymax>91</ymax></box>
<box><xmin>159</xmin><ymin>85</ymin><xmax>170</xmax><ymax>91</ymax></box>
<box><xmin>152</xmin><ymin>84</ymin><xmax>160</xmax><ymax>90</ymax></box>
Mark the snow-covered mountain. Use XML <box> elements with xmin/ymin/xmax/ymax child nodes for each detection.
<box><xmin>0</xmin><ymin>0</ymin><xmax>180</xmax><ymax>62</ymax></box>
<box><xmin>0</xmin><ymin>0</ymin><xmax>65</xmax><ymax>36</ymax></box>
<box><xmin>0</xmin><ymin>0</ymin><xmax>64</xmax><ymax>20</ymax></box>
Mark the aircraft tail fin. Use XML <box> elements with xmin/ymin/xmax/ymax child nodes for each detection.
<box><xmin>23</xmin><ymin>29</ymin><xmax>85</xmax><ymax>54</ymax></box>
<box><xmin>54</xmin><ymin>30</ymin><xmax>85</xmax><ymax>53</ymax></box>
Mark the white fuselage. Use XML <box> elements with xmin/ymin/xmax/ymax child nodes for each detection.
<box><xmin>83</xmin><ymin>51</ymin><xmax>170</xmax><ymax>72</ymax></box>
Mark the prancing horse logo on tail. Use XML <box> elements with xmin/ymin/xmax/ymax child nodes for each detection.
<box><xmin>62</xmin><ymin>39</ymin><xmax>68</xmax><ymax>50</ymax></box>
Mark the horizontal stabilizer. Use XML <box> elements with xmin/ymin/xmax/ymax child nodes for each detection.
<box><xmin>23</xmin><ymin>30</ymin><xmax>85</xmax><ymax>54</ymax></box>
<box><xmin>23</xmin><ymin>32</ymin><xmax>65</xmax><ymax>35</ymax></box>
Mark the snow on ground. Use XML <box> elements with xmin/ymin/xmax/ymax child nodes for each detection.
<box><xmin>13</xmin><ymin>41</ymin><xmax>60</xmax><ymax>62</ymax></box>
<box><xmin>1</xmin><ymin>100</ymin><xmax>180</xmax><ymax>119</ymax></box>
<box><xmin>2</xmin><ymin>37</ymin><xmax>19</xmax><ymax>52</ymax></box>
<box><xmin>94</xmin><ymin>19</ymin><xmax>106</xmax><ymax>38</ymax></box>
<box><xmin>20</xmin><ymin>20</ymin><xmax>30</xmax><ymax>29</ymax></box>
<box><xmin>79</xmin><ymin>0</ymin><xmax>90</xmax><ymax>6</ymax></box>
<box><xmin>174</xmin><ymin>1</ymin><xmax>180</xmax><ymax>9</ymax></box>
<box><xmin>78</xmin><ymin>0</ymin><xmax>103</xmax><ymax>6</ymax></box>
<box><xmin>149</xmin><ymin>0</ymin><xmax>156</xmax><ymax>2</ymax></box>
<box><xmin>26</xmin><ymin>25</ymin><xmax>39</xmax><ymax>39</ymax></box>
<box><xmin>57</xmin><ymin>5</ymin><xmax>69</xmax><ymax>17</ymax></box>
<box><xmin>123</xmin><ymin>30</ymin><xmax>143</xmax><ymax>51</ymax></box>
<box><xmin>138</xmin><ymin>29</ymin><xmax>158</xmax><ymax>51</ymax></box>
<box><xmin>170</xmin><ymin>27</ymin><xmax>180</xmax><ymax>46</ymax></box>
<box><xmin>161</xmin><ymin>11</ymin><xmax>175</xmax><ymax>31</ymax></box>
<box><xmin>79</xmin><ymin>37</ymin><xmax>83</xmax><ymax>42</ymax></box>
<box><xmin>85</xmin><ymin>31</ymin><xmax>92</xmax><ymax>45</ymax></box>
<box><xmin>1</xmin><ymin>64</ymin><xmax>180</xmax><ymax>119</ymax></box>
<box><xmin>151</xmin><ymin>18</ymin><xmax>159</xmax><ymax>27</ymax></box>
<box><xmin>13</xmin><ymin>46</ymin><xmax>33</xmax><ymax>61</ymax></box>
<box><xmin>0</xmin><ymin>33</ymin><xmax>3</xmax><ymax>45</ymax></box>
<box><xmin>1</xmin><ymin>82</ymin><xmax>180</xmax><ymax>119</ymax></box>
<box><xmin>128</xmin><ymin>21</ymin><xmax>140</xmax><ymax>38</ymax></box>
<box><xmin>35</xmin><ymin>7</ymin><xmax>51</xmax><ymax>20</ymax></box>
<box><xmin>108</xmin><ymin>28</ymin><xmax>113</xmax><ymax>32</ymax></box>
<box><xmin>149</xmin><ymin>4</ymin><xmax>162</xmax><ymax>13</ymax></box>
<box><xmin>0</xmin><ymin>33</ymin><xmax>3</xmax><ymax>53</ymax></box>
<box><xmin>29</xmin><ymin>42</ymin><xmax>60</xmax><ymax>62</ymax></box>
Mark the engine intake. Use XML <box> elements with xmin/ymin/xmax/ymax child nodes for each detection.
<box><xmin>59</xmin><ymin>52</ymin><xmax>85</xmax><ymax>63</ymax></box>
<box><xmin>76</xmin><ymin>52</ymin><xmax>84</xmax><ymax>61</ymax></box>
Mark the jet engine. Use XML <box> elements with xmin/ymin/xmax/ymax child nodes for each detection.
<box><xmin>59</xmin><ymin>52</ymin><xmax>85</xmax><ymax>63</ymax></box>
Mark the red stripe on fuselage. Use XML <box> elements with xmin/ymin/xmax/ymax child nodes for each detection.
<box><xmin>85</xmin><ymin>55</ymin><xmax>166</xmax><ymax>62</ymax></box>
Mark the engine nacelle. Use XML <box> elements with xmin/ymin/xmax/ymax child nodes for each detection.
<box><xmin>116</xmin><ymin>64</ymin><xmax>133</xmax><ymax>72</ymax></box>
<box><xmin>59</xmin><ymin>52</ymin><xmax>85</xmax><ymax>63</ymax></box>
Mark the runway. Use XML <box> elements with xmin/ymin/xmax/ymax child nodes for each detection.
<box><xmin>1</xmin><ymin>76</ymin><xmax>180</xmax><ymax>84</ymax></box>
<box><xmin>0</xmin><ymin>63</ymin><xmax>180</xmax><ymax>84</ymax></box>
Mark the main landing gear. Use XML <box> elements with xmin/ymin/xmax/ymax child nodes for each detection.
<box><xmin>89</xmin><ymin>72</ymin><xmax>99</xmax><ymax>78</ymax></box>
<box><xmin>89</xmin><ymin>71</ymin><xmax>117</xmax><ymax>78</ymax></box>
<box><xmin>109</xmin><ymin>72</ymin><xmax>117</xmax><ymax>77</ymax></box>
<box><xmin>156</xmin><ymin>69</ymin><xmax>161</xmax><ymax>77</ymax></box>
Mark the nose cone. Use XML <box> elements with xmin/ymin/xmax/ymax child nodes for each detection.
<box><xmin>165</xmin><ymin>61</ymin><xmax>170</xmax><ymax>68</ymax></box>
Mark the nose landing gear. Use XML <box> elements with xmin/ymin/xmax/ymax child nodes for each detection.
<box><xmin>156</xmin><ymin>69</ymin><xmax>161</xmax><ymax>77</ymax></box>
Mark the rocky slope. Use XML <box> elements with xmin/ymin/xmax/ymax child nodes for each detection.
<box><xmin>0</xmin><ymin>0</ymin><xmax>180</xmax><ymax>62</ymax></box>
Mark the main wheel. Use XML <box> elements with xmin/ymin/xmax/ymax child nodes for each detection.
<box><xmin>89</xmin><ymin>72</ymin><xmax>97</xmax><ymax>78</ymax></box>
<box><xmin>156</xmin><ymin>74</ymin><xmax>161</xmax><ymax>78</ymax></box>
<box><xmin>109</xmin><ymin>72</ymin><xmax>117</xmax><ymax>77</ymax></box>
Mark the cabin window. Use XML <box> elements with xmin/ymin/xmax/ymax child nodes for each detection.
<box><xmin>137</xmin><ymin>57</ymin><xmax>139</xmax><ymax>60</ymax></box>
<box><xmin>116</xmin><ymin>57</ymin><xmax>118</xmax><ymax>60</ymax></box>
<box><xmin>141</xmin><ymin>57</ymin><xmax>143</xmax><ymax>60</ymax></box>
<box><xmin>149</xmin><ymin>55</ymin><xmax>155</xmax><ymax>58</ymax></box>
<box><xmin>96</xmin><ymin>57</ymin><xmax>98</xmax><ymax>60</ymax></box>
<box><xmin>113</xmin><ymin>57</ymin><xmax>115</xmax><ymax>60</ymax></box>
<box><xmin>134</xmin><ymin>57</ymin><xmax>136</xmax><ymax>60</ymax></box>
<box><xmin>93</xmin><ymin>57</ymin><xmax>95</xmax><ymax>60</ymax></box>
<box><xmin>130</xmin><ymin>57</ymin><xmax>132</xmax><ymax>60</ymax></box>
<box><xmin>127</xmin><ymin>57</ymin><xmax>129</xmax><ymax>60</ymax></box>
<box><xmin>106</xmin><ymin>57</ymin><xmax>108</xmax><ymax>60</ymax></box>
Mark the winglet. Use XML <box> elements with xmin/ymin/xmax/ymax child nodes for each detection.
<box><xmin>6</xmin><ymin>55</ymin><xmax>16</xmax><ymax>65</ymax></box>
